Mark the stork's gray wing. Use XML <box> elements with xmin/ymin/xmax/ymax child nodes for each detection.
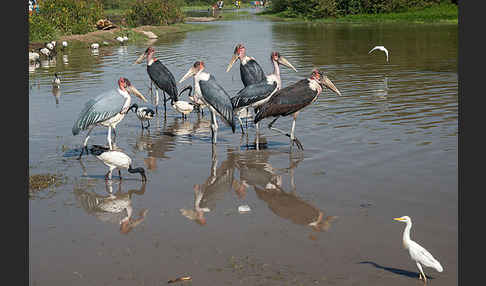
<box><xmin>254</xmin><ymin>79</ymin><xmax>317</xmax><ymax>123</ymax></box>
<box><xmin>199</xmin><ymin>75</ymin><xmax>236</xmax><ymax>133</ymax></box>
<box><xmin>240</xmin><ymin>59</ymin><xmax>266</xmax><ymax>87</ymax></box>
<box><xmin>72</xmin><ymin>90</ymin><xmax>125</xmax><ymax>135</ymax></box>
<box><xmin>231</xmin><ymin>81</ymin><xmax>277</xmax><ymax>109</ymax></box>
<box><xmin>147</xmin><ymin>60</ymin><xmax>178</xmax><ymax>101</ymax></box>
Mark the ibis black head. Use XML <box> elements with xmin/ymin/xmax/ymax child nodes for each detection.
<box><xmin>128</xmin><ymin>165</ymin><xmax>147</xmax><ymax>182</ymax></box>
<box><xmin>129</xmin><ymin>103</ymin><xmax>138</xmax><ymax>112</ymax></box>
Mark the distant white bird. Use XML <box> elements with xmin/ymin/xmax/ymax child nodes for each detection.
<box><xmin>46</xmin><ymin>42</ymin><xmax>54</xmax><ymax>51</ymax></box>
<box><xmin>61</xmin><ymin>41</ymin><xmax>68</xmax><ymax>51</ymax></box>
<box><xmin>51</xmin><ymin>40</ymin><xmax>57</xmax><ymax>48</ymax></box>
<box><xmin>91</xmin><ymin>43</ymin><xmax>99</xmax><ymax>49</ymax></box>
<box><xmin>369</xmin><ymin>46</ymin><xmax>389</xmax><ymax>62</ymax></box>
<box><xmin>39</xmin><ymin>47</ymin><xmax>50</xmax><ymax>58</ymax></box>
<box><xmin>116</xmin><ymin>36</ymin><xmax>124</xmax><ymax>43</ymax></box>
<box><xmin>122</xmin><ymin>36</ymin><xmax>129</xmax><ymax>42</ymax></box>
<box><xmin>52</xmin><ymin>73</ymin><xmax>61</xmax><ymax>88</ymax></box>
<box><xmin>90</xmin><ymin>145</ymin><xmax>147</xmax><ymax>181</ymax></box>
<box><xmin>129</xmin><ymin>103</ymin><xmax>155</xmax><ymax>130</ymax></box>
<box><xmin>394</xmin><ymin>216</ymin><xmax>443</xmax><ymax>283</ymax></box>
<box><xmin>29</xmin><ymin>51</ymin><xmax>40</xmax><ymax>63</ymax></box>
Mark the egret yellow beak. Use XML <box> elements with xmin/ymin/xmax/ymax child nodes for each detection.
<box><xmin>226</xmin><ymin>54</ymin><xmax>238</xmax><ymax>72</ymax></box>
<box><xmin>179</xmin><ymin>67</ymin><xmax>197</xmax><ymax>83</ymax></box>
<box><xmin>393</xmin><ymin>217</ymin><xmax>404</xmax><ymax>222</ymax></box>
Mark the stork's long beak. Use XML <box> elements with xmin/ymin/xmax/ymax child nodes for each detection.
<box><xmin>226</xmin><ymin>54</ymin><xmax>238</xmax><ymax>72</ymax></box>
<box><xmin>179</xmin><ymin>67</ymin><xmax>197</xmax><ymax>83</ymax></box>
<box><xmin>321</xmin><ymin>76</ymin><xmax>341</xmax><ymax>96</ymax></box>
<box><xmin>134</xmin><ymin>52</ymin><xmax>146</xmax><ymax>64</ymax></box>
<box><xmin>128</xmin><ymin>85</ymin><xmax>148</xmax><ymax>102</ymax></box>
<box><xmin>278</xmin><ymin>56</ymin><xmax>297</xmax><ymax>72</ymax></box>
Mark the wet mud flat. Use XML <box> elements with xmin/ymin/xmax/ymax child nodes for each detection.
<box><xmin>29</xmin><ymin>12</ymin><xmax>457</xmax><ymax>286</ymax></box>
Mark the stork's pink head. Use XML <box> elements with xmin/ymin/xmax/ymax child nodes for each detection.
<box><xmin>118</xmin><ymin>77</ymin><xmax>131</xmax><ymax>90</ymax></box>
<box><xmin>270</xmin><ymin>51</ymin><xmax>280</xmax><ymax>62</ymax></box>
<box><xmin>145</xmin><ymin>47</ymin><xmax>155</xmax><ymax>56</ymax></box>
<box><xmin>234</xmin><ymin>43</ymin><xmax>246</xmax><ymax>58</ymax></box>
<box><xmin>310</xmin><ymin>69</ymin><xmax>341</xmax><ymax>96</ymax></box>
<box><xmin>193</xmin><ymin>61</ymin><xmax>205</xmax><ymax>71</ymax></box>
<box><xmin>179</xmin><ymin>61</ymin><xmax>205</xmax><ymax>83</ymax></box>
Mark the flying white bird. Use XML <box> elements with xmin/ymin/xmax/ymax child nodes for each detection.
<box><xmin>393</xmin><ymin>216</ymin><xmax>443</xmax><ymax>283</ymax></box>
<box><xmin>369</xmin><ymin>46</ymin><xmax>389</xmax><ymax>62</ymax></box>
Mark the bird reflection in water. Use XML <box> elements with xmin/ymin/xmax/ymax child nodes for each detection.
<box><xmin>237</xmin><ymin>150</ymin><xmax>338</xmax><ymax>239</ymax></box>
<box><xmin>52</xmin><ymin>86</ymin><xmax>61</xmax><ymax>106</ymax></box>
<box><xmin>180</xmin><ymin>145</ymin><xmax>236</xmax><ymax>225</ymax></box>
<box><xmin>74</xmin><ymin>179</ymin><xmax>149</xmax><ymax>234</ymax></box>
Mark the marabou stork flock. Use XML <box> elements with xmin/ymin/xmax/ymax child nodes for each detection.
<box><xmin>69</xmin><ymin>43</ymin><xmax>351</xmax><ymax>180</ymax></box>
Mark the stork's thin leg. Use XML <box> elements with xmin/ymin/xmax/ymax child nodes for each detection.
<box><xmin>118</xmin><ymin>169</ymin><xmax>122</xmax><ymax>180</ymax></box>
<box><xmin>112</xmin><ymin>127</ymin><xmax>117</xmax><ymax>143</ymax></box>
<box><xmin>289</xmin><ymin>114</ymin><xmax>303</xmax><ymax>150</ymax></box>
<box><xmin>146</xmin><ymin>120</ymin><xmax>150</xmax><ymax>129</ymax></box>
<box><xmin>237</xmin><ymin>115</ymin><xmax>245</xmax><ymax>134</ymax></box>
<box><xmin>78</xmin><ymin>125</ymin><xmax>96</xmax><ymax>160</ymax></box>
<box><xmin>245</xmin><ymin>107</ymin><xmax>249</xmax><ymax>130</ymax></box>
<box><xmin>268</xmin><ymin>116</ymin><xmax>303</xmax><ymax>150</ymax></box>
<box><xmin>105</xmin><ymin>169</ymin><xmax>113</xmax><ymax>181</ymax></box>
<box><xmin>107</xmin><ymin>126</ymin><xmax>113</xmax><ymax>150</ymax></box>
<box><xmin>163</xmin><ymin>91</ymin><xmax>167</xmax><ymax>113</ymax></box>
<box><xmin>155</xmin><ymin>87</ymin><xmax>159</xmax><ymax>114</ymax></box>
<box><xmin>416</xmin><ymin>263</ymin><xmax>427</xmax><ymax>283</ymax></box>
<box><xmin>210</xmin><ymin>109</ymin><xmax>218</xmax><ymax>144</ymax></box>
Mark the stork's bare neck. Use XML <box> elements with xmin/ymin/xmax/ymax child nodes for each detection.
<box><xmin>240</xmin><ymin>55</ymin><xmax>254</xmax><ymax>65</ymax></box>
<box><xmin>146</xmin><ymin>49</ymin><xmax>156</xmax><ymax>66</ymax></box>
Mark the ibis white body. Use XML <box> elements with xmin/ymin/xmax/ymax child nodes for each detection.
<box><xmin>91</xmin><ymin>43</ymin><xmax>100</xmax><ymax>49</ymax></box>
<box><xmin>172</xmin><ymin>100</ymin><xmax>194</xmax><ymax>116</ymax></box>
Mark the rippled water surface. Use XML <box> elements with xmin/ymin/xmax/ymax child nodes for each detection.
<box><xmin>29</xmin><ymin>10</ymin><xmax>457</xmax><ymax>285</ymax></box>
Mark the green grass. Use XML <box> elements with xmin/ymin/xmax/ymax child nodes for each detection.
<box><xmin>258</xmin><ymin>3</ymin><xmax>458</xmax><ymax>24</ymax></box>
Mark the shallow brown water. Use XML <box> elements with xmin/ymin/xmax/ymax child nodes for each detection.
<box><xmin>29</xmin><ymin>10</ymin><xmax>457</xmax><ymax>285</ymax></box>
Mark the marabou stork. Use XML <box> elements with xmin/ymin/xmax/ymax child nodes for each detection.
<box><xmin>52</xmin><ymin>73</ymin><xmax>61</xmax><ymax>88</ymax></box>
<box><xmin>226</xmin><ymin>43</ymin><xmax>266</xmax><ymax>87</ymax></box>
<box><xmin>134</xmin><ymin>47</ymin><xmax>178</xmax><ymax>114</ymax></box>
<box><xmin>179</xmin><ymin>61</ymin><xmax>236</xmax><ymax>144</ymax></box>
<box><xmin>90</xmin><ymin>145</ymin><xmax>147</xmax><ymax>181</ymax></box>
<box><xmin>72</xmin><ymin>77</ymin><xmax>147</xmax><ymax>159</ymax></box>
<box><xmin>254</xmin><ymin>69</ymin><xmax>341</xmax><ymax>150</ymax></box>
<box><xmin>128</xmin><ymin>103</ymin><xmax>155</xmax><ymax>130</ymax></box>
<box><xmin>231</xmin><ymin>51</ymin><xmax>297</xmax><ymax>134</ymax></box>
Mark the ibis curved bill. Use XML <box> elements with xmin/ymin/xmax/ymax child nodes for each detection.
<box><xmin>369</xmin><ymin>46</ymin><xmax>389</xmax><ymax>62</ymax></box>
<box><xmin>394</xmin><ymin>216</ymin><xmax>443</xmax><ymax>283</ymax></box>
<box><xmin>254</xmin><ymin>69</ymin><xmax>341</xmax><ymax>150</ymax></box>
<box><xmin>72</xmin><ymin>77</ymin><xmax>147</xmax><ymax>159</ymax></box>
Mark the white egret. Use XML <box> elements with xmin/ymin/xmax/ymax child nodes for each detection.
<box><xmin>393</xmin><ymin>216</ymin><xmax>443</xmax><ymax>283</ymax></box>
<box><xmin>91</xmin><ymin>43</ymin><xmax>100</xmax><ymax>49</ymax></box>
<box><xmin>369</xmin><ymin>46</ymin><xmax>389</xmax><ymax>62</ymax></box>
<box><xmin>116</xmin><ymin>36</ymin><xmax>124</xmax><ymax>43</ymax></box>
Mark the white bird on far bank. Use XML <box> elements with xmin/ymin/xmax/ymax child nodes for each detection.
<box><xmin>116</xmin><ymin>36</ymin><xmax>124</xmax><ymax>43</ymax></box>
<box><xmin>91</xmin><ymin>43</ymin><xmax>100</xmax><ymax>49</ymax></box>
<box><xmin>369</xmin><ymin>46</ymin><xmax>389</xmax><ymax>62</ymax></box>
<box><xmin>393</xmin><ymin>216</ymin><xmax>443</xmax><ymax>283</ymax></box>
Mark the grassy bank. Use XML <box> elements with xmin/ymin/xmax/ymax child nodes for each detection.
<box><xmin>258</xmin><ymin>3</ymin><xmax>457</xmax><ymax>24</ymax></box>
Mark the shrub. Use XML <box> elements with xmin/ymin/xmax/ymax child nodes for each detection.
<box><xmin>29</xmin><ymin>13</ymin><xmax>59</xmax><ymax>42</ymax></box>
<box><xmin>31</xmin><ymin>0</ymin><xmax>104</xmax><ymax>37</ymax></box>
<box><xmin>124</xmin><ymin>0</ymin><xmax>185</xmax><ymax>27</ymax></box>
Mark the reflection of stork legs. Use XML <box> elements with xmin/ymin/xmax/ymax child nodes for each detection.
<box><xmin>267</xmin><ymin>114</ymin><xmax>303</xmax><ymax>150</ymax></box>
